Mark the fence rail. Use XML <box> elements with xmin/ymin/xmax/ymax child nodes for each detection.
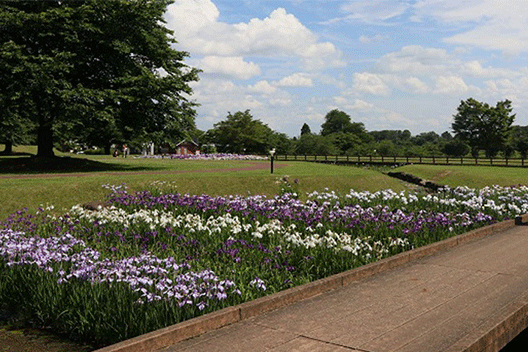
<box><xmin>273</xmin><ymin>154</ymin><xmax>528</xmax><ymax>167</ymax></box>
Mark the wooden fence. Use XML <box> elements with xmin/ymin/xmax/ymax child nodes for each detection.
<box><xmin>273</xmin><ymin>154</ymin><xmax>528</xmax><ymax>168</ymax></box>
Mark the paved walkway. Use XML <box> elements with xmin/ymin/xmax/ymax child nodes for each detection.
<box><xmin>159</xmin><ymin>225</ymin><xmax>528</xmax><ymax>352</ymax></box>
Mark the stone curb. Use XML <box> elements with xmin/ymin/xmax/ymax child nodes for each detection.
<box><xmin>444</xmin><ymin>292</ymin><xmax>528</xmax><ymax>352</ymax></box>
<box><xmin>94</xmin><ymin>215</ymin><xmax>527</xmax><ymax>352</ymax></box>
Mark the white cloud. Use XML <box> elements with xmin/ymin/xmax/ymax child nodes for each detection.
<box><xmin>337</xmin><ymin>0</ymin><xmax>411</xmax><ymax>24</ymax></box>
<box><xmin>248</xmin><ymin>80</ymin><xmax>277</xmax><ymax>94</ymax></box>
<box><xmin>198</xmin><ymin>56</ymin><xmax>261</xmax><ymax>79</ymax></box>
<box><xmin>461</xmin><ymin>61</ymin><xmax>520</xmax><ymax>78</ymax></box>
<box><xmin>350</xmin><ymin>99</ymin><xmax>377</xmax><ymax>111</ymax></box>
<box><xmin>164</xmin><ymin>0</ymin><xmax>219</xmax><ymax>31</ymax></box>
<box><xmin>359</xmin><ymin>34</ymin><xmax>389</xmax><ymax>43</ymax></box>
<box><xmin>191</xmin><ymin>79</ymin><xmax>262</xmax><ymax>123</ymax></box>
<box><xmin>276</xmin><ymin>73</ymin><xmax>313</xmax><ymax>87</ymax></box>
<box><xmin>405</xmin><ymin>77</ymin><xmax>429</xmax><ymax>93</ymax></box>
<box><xmin>165</xmin><ymin>2</ymin><xmax>344</xmax><ymax>70</ymax></box>
<box><xmin>434</xmin><ymin>75</ymin><xmax>469</xmax><ymax>94</ymax></box>
<box><xmin>269</xmin><ymin>97</ymin><xmax>293</xmax><ymax>106</ymax></box>
<box><xmin>413</xmin><ymin>0</ymin><xmax>528</xmax><ymax>55</ymax></box>
<box><xmin>353</xmin><ymin>72</ymin><xmax>391</xmax><ymax>95</ymax></box>
<box><xmin>376</xmin><ymin>45</ymin><xmax>451</xmax><ymax>75</ymax></box>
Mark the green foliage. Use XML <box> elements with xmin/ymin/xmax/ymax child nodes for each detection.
<box><xmin>208</xmin><ymin>110</ymin><xmax>275</xmax><ymax>154</ymax></box>
<box><xmin>411</xmin><ymin>131</ymin><xmax>440</xmax><ymax>146</ymax></box>
<box><xmin>295</xmin><ymin>133</ymin><xmax>338</xmax><ymax>155</ymax></box>
<box><xmin>442</xmin><ymin>138</ymin><xmax>469</xmax><ymax>157</ymax></box>
<box><xmin>321</xmin><ymin>109</ymin><xmax>353</xmax><ymax>136</ymax></box>
<box><xmin>509</xmin><ymin>125</ymin><xmax>528</xmax><ymax>158</ymax></box>
<box><xmin>452</xmin><ymin>98</ymin><xmax>515</xmax><ymax>158</ymax></box>
<box><xmin>300</xmin><ymin>123</ymin><xmax>311</xmax><ymax>136</ymax></box>
<box><xmin>0</xmin><ymin>0</ymin><xmax>200</xmax><ymax>157</ymax></box>
<box><xmin>370</xmin><ymin>129</ymin><xmax>411</xmax><ymax>143</ymax></box>
<box><xmin>276</xmin><ymin>175</ymin><xmax>300</xmax><ymax>198</ymax></box>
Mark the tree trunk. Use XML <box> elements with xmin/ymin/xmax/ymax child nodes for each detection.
<box><xmin>2</xmin><ymin>141</ymin><xmax>13</xmax><ymax>154</ymax></box>
<box><xmin>37</xmin><ymin>118</ymin><xmax>55</xmax><ymax>157</ymax></box>
<box><xmin>104</xmin><ymin>144</ymin><xmax>111</xmax><ymax>155</ymax></box>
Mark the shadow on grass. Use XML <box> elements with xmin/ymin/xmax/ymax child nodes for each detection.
<box><xmin>0</xmin><ymin>155</ymin><xmax>157</xmax><ymax>174</ymax></box>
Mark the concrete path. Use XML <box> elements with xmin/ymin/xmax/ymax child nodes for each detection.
<box><xmin>159</xmin><ymin>225</ymin><xmax>528</xmax><ymax>352</ymax></box>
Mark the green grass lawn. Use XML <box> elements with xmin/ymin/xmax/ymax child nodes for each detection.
<box><xmin>0</xmin><ymin>150</ymin><xmax>407</xmax><ymax>220</ymax></box>
<box><xmin>4</xmin><ymin>145</ymin><xmax>528</xmax><ymax>221</ymax></box>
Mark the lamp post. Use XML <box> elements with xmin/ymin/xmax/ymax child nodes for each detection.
<box><xmin>270</xmin><ymin>148</ymin><xmax>276</xmax><ymax>174</ymax></box>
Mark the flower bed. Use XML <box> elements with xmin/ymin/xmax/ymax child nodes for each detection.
<box><xmin>136</xmin><ymin>153</ymin><xmax>267</xmax><ymax>160</ymax></box>
<box><xmin>1</xmin><ymin>183</ymin><xmax>528</xmax><ymax>347</ymax></box>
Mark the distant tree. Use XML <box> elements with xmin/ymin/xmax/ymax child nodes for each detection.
<box><xmin>0</xmin><ymin>0</ymin><xmax>199</xmax><ymax>157</ymax></box>
<box><xmin>412</xmin><ymin>131</ymin><xmax>440</xmax><ymax>146</ymax></box>
<box><xmin>210</xmin><ymin>110</ymin><xmax>274</xmax><ymax>154</ymax></box>
<box><xmin>271</xmin><ymin>131</ymin><xmax>295</xmax><ymax>154</ymax></box>
<box><xmin>441</xmin><ymin>131</ymin><xmax>453</xmax><ymax>140</ymax></box>
<box><xmin>510</xmin><ymin>125</ymin><xmax>528</xmax><ymax>158</ymax></box>
<box><xmin>452</xmin><ymin>98</ymin><xmax>515</xmax><ymax>158</ymax></box>
<box><xmin>321</xmin><ymin>109</ymin><xmax>353</xmax><ymax>136</ymax></box>
<box><xmin>300</xmin><ymin>123</ymin><xmax>312</xmax><ymax>136</ymax></box>
<box><xmin>376</xmin><ymin>140</ymin><xmax>397</xmax><ymax>156</ymax></box>
<box><xmin>0</xmin><ymin>109</ymin><xmax>34</xmax><ymax>154</ymax></box>
<box><xmin>442</xmin><ymin>138</ymin><xmax>469</xmax><ymax>157</ymax></box>
<box><xmin>328</xmin><ymin>132</ymin><xmax>361</xmax><ymax>155</ymax></box>
<box><xmin>370</xmin><ymin>130</ymin><xmax>411</xmax><ymax>144</ymax></box>
<box><xmin>295</xmin><ymin>134</ymin><xmax>337</xmax><ymax>156</ymax></box>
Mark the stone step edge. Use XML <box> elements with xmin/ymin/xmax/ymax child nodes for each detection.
<box><xmin>95</xmin><ymin>215</ymin><xmax>527</xmax><ymax>352</ymax></box>
<box><xmin>445</xmin><ymin>291</ymin><xmax>528</xmax><ymax>352</ymax></box>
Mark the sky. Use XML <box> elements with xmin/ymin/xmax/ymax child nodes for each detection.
<box><xmin>163</xmin><ymin>0</ymin><xmax>528</xmax><ymax>137</ymax></box>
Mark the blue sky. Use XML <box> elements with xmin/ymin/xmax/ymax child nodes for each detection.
<box><xmin>164</xmin><ymin>0</ymin><xmax>528</xmax><ymax>137</ymax></box>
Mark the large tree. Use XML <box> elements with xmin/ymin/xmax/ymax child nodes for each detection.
<box><xmin>0</xmin><ymin>0</ymin><xmax>199</xmax><ymax>157</ymax></box>
<box><xmin>452</xmin><ymin>98</ymin><xmax>515</xmax><ymax>158</ymax></box>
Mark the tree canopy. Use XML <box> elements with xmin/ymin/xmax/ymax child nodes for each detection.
<box><xmin>300</xmin><ymin>123</ymin><xmax>311</xmax><ymax>136</ymax></box>
<box><xmin>208</xmin><ymin>110</ymin><xmax>273</xmax><ymax>154</ymax></box>
<box><xmin>452</xmin><ymin>98</ymin><xmax>515</xmax><ymax>158</ymax></box>
<box><xmin>0</xmin><ymin>0</ymin><xmax>199</xmax><ymax>157</ymax></box>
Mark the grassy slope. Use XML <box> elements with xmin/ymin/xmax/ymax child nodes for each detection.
<box><xmin>398</xmin><ymin>164</ymin><xmax>528</xmax><ymax>189</ymax></box>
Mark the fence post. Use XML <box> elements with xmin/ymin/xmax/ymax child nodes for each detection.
<box><xmin>506</xmin><ymin>157</ymin><xmax>508</xmax><ymax>166</ymax></box>
<box><xmin>523</xmin><ymin>158</ymin><xmax>525</xmax><ymax>167</ymax></box>
<box><xmin>358</xmin><ymin>155</ymin><xmax>360</xmax><ymax>162</ymax></box>
<box><xmin>370</xmin><ymin>155</ymin><xmax>372</xmax><ymax>162</ymax></box>
<box><xmin>446</xmin><ymin>157</ymin><xmax>449</xmax><ymax>164</ymax></box>
<box><xmin>347</xmin><ymin>155</ymin><xmax>349</xmax><ymax>162</ymax></box>
<box><xmin>381</xmin><ymin>155</ymin><xmax>384</xmax><ymax>162</ymax></box>
<box><xmin>406</xmin><ymin>156</ymin><xmax>409</xmax><ymax>163</ymax></box>
<box><xmin>461</xmin><ymin>157</ymin><xmax>463</xmax><ymax>164</ymax></box>
<box><xmin>325</xmin><ymin>155</ymin><xmax>328</xmax><ymax>161</ymax></box>
<box><xmin>315</xmin><ymin>155</ymin><xmax>317</xmax><ymax>161</ymax></box>
<box><xmin>475</xmin><ymin>157</ymin><xmax>478</xmax><ymax>165</ymax></box>
<box><xmin>419</xmin><ymin>156</ymin><xmax>422</xmax><ymax>163</ymax></box>
<box><xmin>490</xmin><ymin>158</ymin><xmax>493</xmax><ymax>165</ymax></box>
<box><xmin>432</xmin><ymin>156</ymin><xmax>435</xmax><ymax>164</ymax></box>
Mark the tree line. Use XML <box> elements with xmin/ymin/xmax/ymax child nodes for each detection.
<box><xmin>0</xmin><ymin>1</ymin><xmax>524</xmax><ymax>160</ymax></box>
<box><xmin>202</xmin><ymin>99</ymin><xmax>523</xmax><ymax>159</ymax></box>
